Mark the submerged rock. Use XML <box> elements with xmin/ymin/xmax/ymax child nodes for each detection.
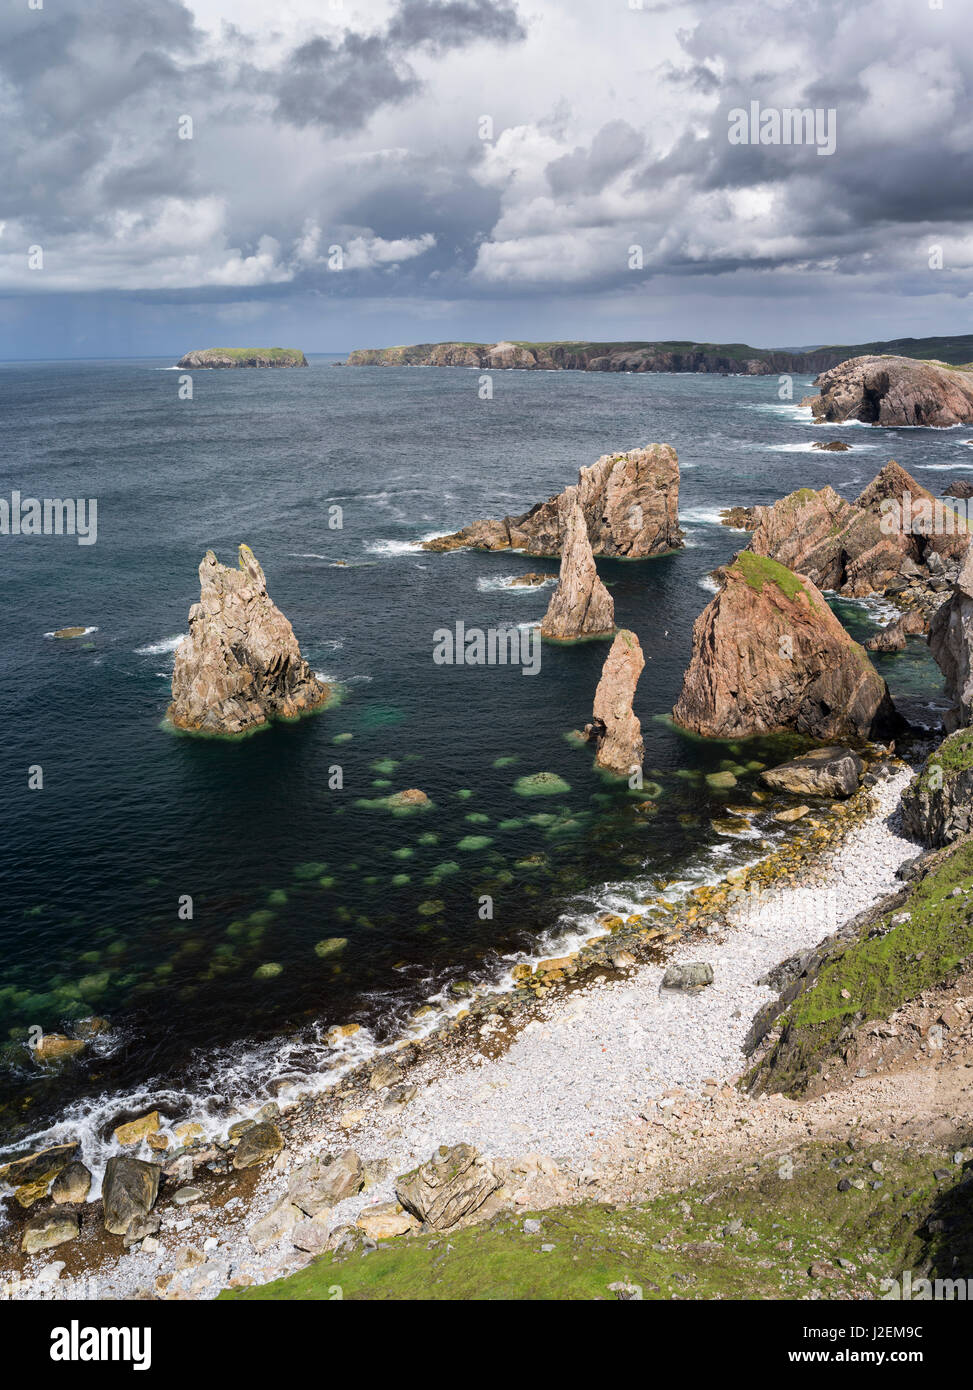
<box><xmin>672</xmin><ymin>551</ymin><xmax>898</xmax><ymax>741</ymax></box>
<box><xmin>168</xmin><ymin>545</ymin><xmax>330</xmax><ymax>735</ymax></box>
<box><xmin>423</xmin><ymin>444</ymin><xmax>683</xmax><ymax>558</ymax></box>
<box><xmin>540</xmin><ymin>488</ymin><xmax>614</xmax><ymax>639</ymax></box>
<box><xmin>585</xmin><ymin>629</ymin><xmax>645</xmax><ymax>776</ymax></box>
<box><xmin>760</xmin><ymin>747</ymin><xmax>864</xmax><ymax>798</ymax></box>
<box><xmin>809</xmin><ymin>355</ymin><xmax>973</xmax><ymax>428</ymax></box>
<box><xmin>811</xmin><ymin>439</ymin><xmax>851</xmax><ymax>451</ymax></box>
<box><xmin>865</xmin><ymin>608</ymin><xmax>927</xmax><ymax>652</ymax></box>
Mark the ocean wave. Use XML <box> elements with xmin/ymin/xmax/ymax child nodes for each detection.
<box><xmin>764</xmin><ymin>440</ymin><xmax>878</xmax><ymax>453</ymax></box>
<box><xmin>365</xmin><ymin>532</ymin><xmax>449</xmax><ymax>556</ymax></box>
<box><xmin>697</xmin><ymin>574</ymin><xmax>721</xmax><ymax>594</ymax></box>
<box><xmin>135</xmin><ymin>633</ymin><xmax>187</xmax><ymax>656</ymax></box>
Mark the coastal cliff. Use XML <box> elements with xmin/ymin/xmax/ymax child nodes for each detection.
<box><xmin>810</xmin><ymin>355</ymin><xmax>973</xmax><ymax>427</ymax></box>
<box><xmin>168</xmin><ymin>545</ymin><xmax>330</xmax><ymax>735</ymax></box>
<box><xmin>176</xmin><ymin>349</ymin><xmax>308</xmax><ymax>369</ymax></box>
<box><xmin>345</xmin><ymin>333</ymin><xmax>973</xmax><ymax>376</ymax></box>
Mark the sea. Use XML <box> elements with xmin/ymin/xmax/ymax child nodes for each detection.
<box><xmin>0</xmin><ymin>353</ymin><xmax>962</xmax><ymax>1172</ymax></box>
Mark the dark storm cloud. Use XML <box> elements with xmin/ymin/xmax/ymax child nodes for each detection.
<box><xmin>386</xmin><ymin>0</ymin><xmax>526</xmax><ymax>51</ymax></box>
<box><xmin>546</xmin><ymin>121</ymin><xmax>646</xmax><ymax>196</ymax></box>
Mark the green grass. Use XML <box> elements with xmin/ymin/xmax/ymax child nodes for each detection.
<box><xmin>751</xmin><ymin>837</ymin><xmax>973</xmax><ymax>1096</ymax></box>
<box><xmin>914</xmin><ymin>731</ymin><xmax>973</xmax><ymax>792</ymax></box>
<box><xmin>731</xmin><ymin>549</ymin><xmax>813</xmax><ymax>605</ymax></box>
<box><xmin>220</xmin><ymin>1141</ymin><xmax>972</xmax><ymax>1301</ymax></box>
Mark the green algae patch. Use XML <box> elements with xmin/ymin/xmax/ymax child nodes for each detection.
<box><xmin>253</xmin><ymin>962</ymin><xmax>283</xmax><ymax>981</ymax></box>
<box><xmin>417</xmin><ymin>832</ymin><xmax>440</xmax><ymax>846</ymax></box>
<box><xmin>221</xmin><ymin>1139</ymin><xmax>972</xmax><ymax>1302</ymax></box>
<box><xmin>293</xmin><ymin>861</ymin><xmax>329</xmax><ymax>880</ymax></box>
<box><xmin>493</xmin><ymin>755</ymin><xmax>518</xmax><ymax>767</ymax></box>
<box><xmin>705</xmin><ymin>771</ymin><xmax>737</xmax><ymax>790</ymax></box>
<box><xmin>266</xmin><ymin>890</ymin><xmax>288</xmax><ymax>908</ymax></box>
<box><xmin>371</xmin><ymin>758</ymin><xmax>401</xmax><ymax>775</ymax></box>
<box><xmin>314</xmin><ymin>938</ymin><xmax>348</xmax><ymax>959</ymax></box>
<box><xmin>514</xmin><ymin>772</ymin><xmax>571</xmax><ymax>797</ymax></box>
<box><xmin>457</xmin><ymin>835</ymin><xmax>493</xmax><ymax>852</ymax></box>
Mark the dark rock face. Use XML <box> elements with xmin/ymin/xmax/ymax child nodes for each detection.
<box><xmin>395</xmin><ymin>1143</ymin><xmax>499</xmax><ymax>1230</ymax></box>
<box><xmin>760</xmin><ymin>747</ymin><xmax>864</xmax><ymax>798</ymax></box>
<box><xmin>929</xmin><ymin>547</ymin><xmax>973</xmax><ymax>730</ymax></box>
<box><xmin>811</xmin><ymin>439</ymin><xmax>851</xmax><ymax>451</ymax></box>
<box><xmin>810</xmin><ymin>355</ymin><xmax>973</xmax><ymax>427</ymax></box>
<box><xmin>423</xmin><ymin>445</ymin><xmax>682</xmax><ymax>558</ymax></box>
<box><xmin>102</xmin><ymin>1155</ymin><xmax>160</xmax><ymax>1236</ymax></box>
<box><xmin>865</xmin><ymin>609</ymin><xmax>928</xmax><ymax>652</ymax></box>
<box><xmin>944</xmin><ymin>480</ymin><xmax>973</xmax><ymax>499</ymax></box>
<box><xmin>901</xmin><ymin>732</ymin><xmax>973</xmax><ymax>847</ymax></box>
<box><xmin>168</xmin><ymin>545</ymin><xmax>331</xmax><ymax>735</ymax></box>
<box><xmin>672</xmin><ymin>551</ymin><xmax>898</xmax><ymax>741</ymax></box>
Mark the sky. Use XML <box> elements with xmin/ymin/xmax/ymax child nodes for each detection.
<box><xmin>1</xmin><ymin>0</ymin><xmax>971</xmax><ymax>359</ymax></box>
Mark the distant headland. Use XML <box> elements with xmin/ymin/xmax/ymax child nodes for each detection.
<box><xmin>175</xmin><ymin>348</ymin><xmax>308</xmax><ymax>369</ymax></box>
<box><xmin>344</xmin><ymin>333</ymin><xmax>973</xmax><ymax>377</ymax></box>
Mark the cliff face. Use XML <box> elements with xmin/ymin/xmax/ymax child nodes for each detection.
<box><xmin>672</xmin><ymin>551</ymin><xmax>898</xmax><ymax>741</ymax></box>
<box><xmin>176</xmin><ymin>349</ymin><xmax>308</xmax><ymax>369</ymax></box>
<box><xmin>587</xmin><ymin>629</ymin><xmax>645</xmax><ymax>775</ymax></box>
<box><xmin>168</xmin><ymin>545</ymin><xmax>330</xmax><ymax>735</ymax></box>
<box><xmin>345</xmin><ymin>334</ymin><xmax>973</xmax><ymax>376</ymax></box>
<box><xmin>539</xmin><ymin>490</ymin><xmax>614</xmax><ymax>640</ymax></box>
<box><xmin>901</xmin><ymin>730</ymin><xmax>973</xmax><ymax>847</ymax></box>
<box><xmin>811</xmin><ymin>355</ymin><xmax>973</xmax><ymax>427</ymax></box>
<box><xmin>423</xmin><ymin>445</ymin><xmax>682</xmax><ymax>559</ymax></box>
<box><xmin>930</xmin><ymin>546</ymin><xmax>973</xmax><ymax>731</ymax></box>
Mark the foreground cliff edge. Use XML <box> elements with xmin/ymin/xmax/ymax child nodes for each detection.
<box><xmin>167</xmin><ymin>545</ymin><xmax>331</xmax><ymax>735</ymax></box>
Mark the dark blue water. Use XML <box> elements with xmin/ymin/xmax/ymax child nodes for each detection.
<box><xmin>0</xmin><ymin>356</ymin><xmax>961</xmax><ymax>1151</ymax></box>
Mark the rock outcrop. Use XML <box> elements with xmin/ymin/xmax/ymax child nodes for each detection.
<box><xmin>539</xmin><ymin>490</ymin><xmax>614</xmax><ymax>639</ymax></box>
<box><xmin>760</xmin><ymin>747</ymin><xmax>864</xmax><ymax>798</ymax></box>
<box><xmin>584</xmin><ymin>630</ymin><xmax>644</xmax><ymax>775</ymax></box>
<box><xmin>168</xmin><ymin>545</ymin><xmax>331</xmax><ymax>735</ymax></box>
<box><xmin>901</xmin><ymin>731</ymin><xmax>973</xmax><ymax>846</ymax></box>
<box><xmin>810</xmin><ymin>355</ymin><xmax>973</xmax><ymax>427</ymax></box>
<box><xmin>672</xmin><ymin>551</ymin><xmax>898</xmax><ymax>740</ymax></box>
<box><xmin>929</xmin><ymin>545</ymin><xmax>973</xmax><ymax>730</ymax></box>
<box><xmin>423</xmin><ymin>445</ymin><xmax>682</xmax><ymax>558</ymax></box>
<box><xmin>102</xmin><ymin>1155</ymin><xmax>160</xmax><ymax>1237</ymax></box>
<box><xmin>864</xmin><ymin>609</ymin><xmax>928</xmax><ymax>652</ymax></box>
<box><xmin>176</xmin><ymin>348</ymin><xmax>307</xmax><ymax>368</ymax></box>
<box><xmin>944</xmin><ymin>480</ymin><xmax>973</xmax><ymax>499</ymax></box>
<box><xmin>395</xmin><ymin>1143</ymin><xmax>500</xmax><ymax>1230</ymax></box>
<box><xmin>746</xmin><ymin>462</ymin><xmax>969</xmax><ymax>599</ymax></box>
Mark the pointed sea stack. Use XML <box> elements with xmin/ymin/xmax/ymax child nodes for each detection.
<box><xmin>586</xmin><ymin>630</ymin><xmax>645</xmax><ymax>775</ymax></box>
<box><xmin>167</xmin><ymin>545</ymin><xmax>330</xmax><ymax>735</ymax></box>
<box><xmin>672</xmin><ymin>551</ymin><xmax>898</xmax><ymax>740</ymax></box>
<box><xmin>540</xmin><ymin>489</ymin><xmax>614</xmax><ymax>640</ymax></box>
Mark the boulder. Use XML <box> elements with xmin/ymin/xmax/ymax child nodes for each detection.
<box><xmin>540</xmin><ymin>488</ymin><xmax>614</xmax><ymax>639</ymax></box>
<box><xmin>865</xmin><ymin>608</ymin><xmax>928</xmax><ymax>652</ymax></box>
<box><xmin>167</xmin><ymin>545</ymin><xmax>331</xmax><ymax>735</ymax></box>
<box><xmin>760</xmin><ymin>747</ymin><xmax>864</xmax><ymax>798</ymax></box>
<box><xmin>102</xmin><ymin>1155</ymin><xmax>161</xmax><ymax>1236</ymax></box>
<box><xmin>51</xmin><ymin>1161</ymin><xmax>92</xmax><ymax>1205</ymax></box>
<box><xmin>0</xmin><ymin>1142</ymin><xmax>79</xmax><ymax>1191</ymax></box>
<box><xmin>112</xmin><ymin>1111</ymin><xmax>160</xmax><ymax>1146</ymax></box>
<box><xmin>395</xmin><ymin>1143</ymin><xmax>500</xmax><ymax>1230</ymax></box>
<box><xmin>810</xmin><ymin>355</ymin><xmax>973</xmax><ymax>428</ymax></box>
<box><xmin>584</xmin><ymin>629</ymin><xmax>644</xmax><ymax>775</ymax></box>
<box><xmin>21</xmin><ymin>1211</ymin><xmax>80</xmax><ymax>1255</ymax></box>
<box><xmin>231</xmin><ymin>1121</ymin><xmax>283</xmax><ymax>1170</ymax></box>
<box><xmin>287</xmin><ymin>1148</ymin><xmax>364</xmax><ymax>1216</ymax></box>
<box><xmin>901</xmin><ymin>731</ymin><xmax>973</xmax><ymax>847</ymax></box>
<box><xmin>423</xmin><ymin>445</ymin><xmax>682</xmax><ymax>558</ymax></box>
<box><xmin>661</xmin><ymin>962</ymin><xmax>713</xmax><ymax>991</ymax></box>
<box><xmin>672</xmin><ymin>551</ymin><xmax>899</xmax><ymax>741</ymax></box>
<box><xmin>290</xmin><ymin>1213</ymin><xmax>333</xmax><ymax>1254</ymax></box>
<box><xmin>356</xmin><ymin>1202</ymin><xmax>418</xmax><ymax>1240</ymax></box>
<box><xmin>32</xmin><ymin>1033</ymin><xmax>85</xmax><ymax>1063</ymax></box>
<box><xmin>248</xmin><ymin>1197</ymin><xmax>301</xmax><ymax>1252</ymax></box>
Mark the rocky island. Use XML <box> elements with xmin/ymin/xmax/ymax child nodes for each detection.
<box><xmin>424</xmin><ymin>445</ymin><xmax>682</xmax><ymax>558</ymax></box>
<box><xmin>808</xmin><ymin>354</ymin><xmax>973</xmax><ymax>427</ymax></box>
<box><xmin>175</xmin><ymin>348</ymin><xmax>308</xmax><ymax>369</ymax></box>
<box><xmin>167</xmin><ymin>545</ymin><xmax>330</xmax><ymax>735</ymax></box>
<box><xmin>539</xmin><ymin>489</ymin><xmax>615</xmax><ymax>640</ymax></box>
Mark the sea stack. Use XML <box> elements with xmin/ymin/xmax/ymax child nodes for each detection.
<box><xmin>540</xmin><ymin>489</ymin><xmax>614</xmax><ymax>640</ymax></box>
<box><xmin>586</xmin><ymin>630</ymin><xmax>645</xmax><ymax>775</ymax></box>
<box><xmin>672</xmin><ymin>551</ymin><xmax>897</xmax><ymax>740</ymax></box>
<box><xmin>810</xmin><ymin>354</ymin><xmax>973</xmax><ymax>427</ymax></box>
<box><xmin>929</xmin><ymin>545</ymin><xmax>973</xmax><ymax>731</ymax></box>
<box><xmin>167</xmin><ymin>545</ymin><xmax>330</xmax><ymax>735</ymax></box>
<box><xmin>423</xmin><ymin>444</ymin><xmax>682</xmax><ymax>558</ymax></box>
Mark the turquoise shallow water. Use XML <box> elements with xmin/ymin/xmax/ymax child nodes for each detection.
<box><xmin>0</xmin><ymin>356</ymin><xmax>956</xmax><ymax>1148</ymax></box>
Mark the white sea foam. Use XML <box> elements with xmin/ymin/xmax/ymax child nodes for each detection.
<box><xmin>476</xmin><ymin>574</ymin><xmax>555</xmax><ymax>592</ymax></box>
<box><xmin>135</xmin><ymin>633</ymin><xmax>187</xmax><ymax>656</ymax></box>
<box><xmin>698</xmin><ymin>574</ymin><xmax>721</xmax><ymax>594</ymax></box>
